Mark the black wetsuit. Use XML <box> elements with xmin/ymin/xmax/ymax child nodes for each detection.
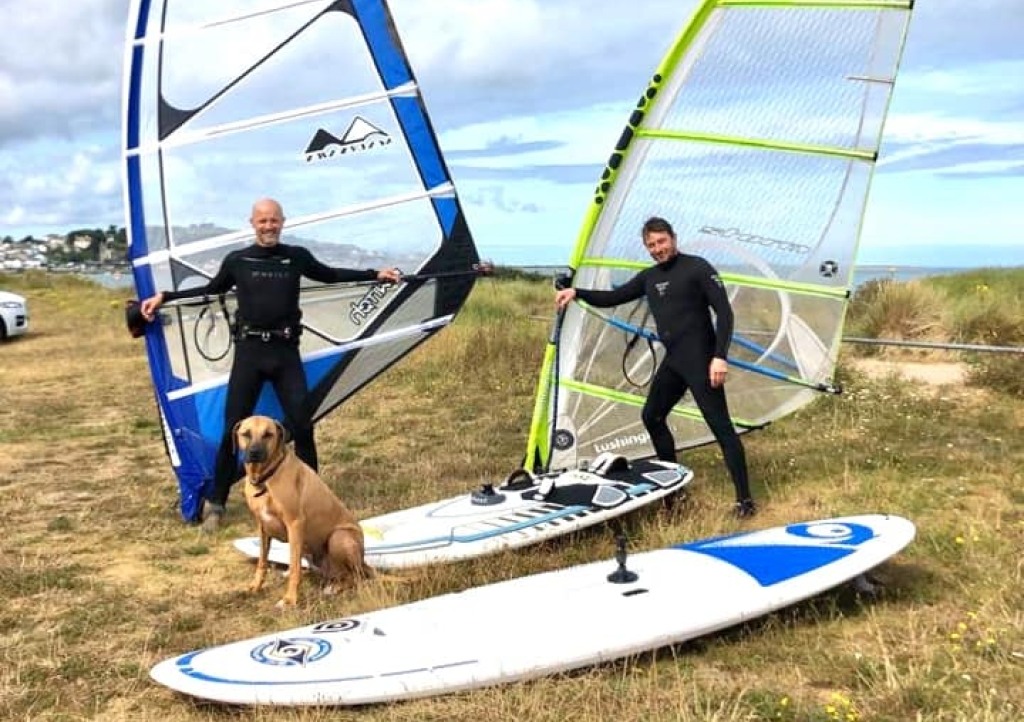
<box><xmin>575</xmin><ymin>253</ymin><xmax>751</xmax><ymax>502</ymax></box>
<box><xmin>161</xmin><ymin>242</ymin><xmax>378</xmax><ymax>508</ymax></box>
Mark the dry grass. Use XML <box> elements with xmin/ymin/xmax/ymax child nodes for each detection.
<box><xmin>1</xmin><ymin>272</ymin><xmax>1022</xmax><ymax>721</ymax></box>
<box><xmin>845</xmin><ymin>269</ymin><xmax>1024</xmax><ymax>396</ymax></box>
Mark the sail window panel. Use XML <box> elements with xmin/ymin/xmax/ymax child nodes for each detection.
<box><xmin>131</xmin><ymin>151</ymin><xmax>170</xmax><ymax>253</ymax></box>
<box><xmin>154</xmin><ymin>98</ymin><xmax>431</xmax><ymax>252</ymax></box>
<box><xmin>718</xmin><ymin>378</ymin><xmax>815</xmax><ymax>430</ymax></box>
<box><xmin>568</xmin><ymin>317</ymin><xmax>660</xmax><ymax>392</ymax></box>
<box><xmin>784</xmin><ymin>291</ymin><xmax>845</xmax><ymax>382</ymax></box>
<box><xmin>142</xmin><ymin>255</ymin><xmax>217</xmax><ymax>384</ymax></box>
<box><xmin>552</xmin><ymin>389</ymin><xmax>655</xmax><ymax>469</ymax></box>
<box><xmin>727</xmin><ymin>286</ymin><xmax>845</xmax><ymax>382</ymax></box>
<box><xmin>170</xmin><ymin>302</ymin><xmax>236</xmax><ymax>386</ymax></box>
<box><xmin>311</xmin><ymin>335</ymin><xmax>407</xmax><ymax>419</ymax></box>
<box><xmin>592</xmin><ymin>139</ymin><xmax>872</xmax><ymax>293</ymax></box>
<box><xmin>310</xmin><ymin>295</ymin><xmax>443</xmax><ymax>419</ymax></box>
<box><xmin>662</xmin><ymin>7</ymin><xmax>909</xmax><ymax>152</ymax></box>
<box><xmin>313</xmin><ymin>336</ymin><xmax>416</xmax><ymax>420</ymax></box>
<box><xmin>551</xmin><ymin>387</ymin><xmax>718</xmax><ymax>467</ymax></box>
<box><xmin>158</xmin><ymin>254</ymin><xmax>246</xmax><ymax>388</ymax></box>
<box><xmin>158</xmin><ymin>4</ymin><xmax>373</xmax><ymax>133</ymax></box>
<box><xmin>294</xmin><ymin>204</ymin><xmax>445</xmax><ymax>344</ymax></box>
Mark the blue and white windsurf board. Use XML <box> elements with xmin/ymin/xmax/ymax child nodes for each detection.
<box><xmin>157</xmin><ymin>513</ymin><xmax>915</xmax><ymax>706</ymax></box>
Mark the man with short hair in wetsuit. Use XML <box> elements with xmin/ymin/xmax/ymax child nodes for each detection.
<box><xmin>554</xmin><ymin>216</ymin><xmax>756</xmax><ymax>518</ymax></box>
<box><xmin>140</xmin><ymin>198</ymin><xmax>401</xmax><ymax>531</ymax></box>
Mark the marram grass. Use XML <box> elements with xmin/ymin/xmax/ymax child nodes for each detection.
<box><xmin>0</xmin><ymin>272</ymin><xmax>1021</xmax><ymax>722</ymax></box>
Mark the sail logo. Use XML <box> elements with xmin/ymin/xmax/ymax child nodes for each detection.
<box><xmin>594</xmin><ymin>431</ymin><xmax>650</xmax><ymax>455</ymax></box>
<box><xmin>311</xmin><ymin>619</ymin><xmax>361</xmax><ymax>634</ymax></box>
<box><xmin>250</xmin><ymin>637</ymin><xmax>331</xmax><ymax>666</ymax></box>
<box><xmin>700</xmin><ymin>225</ymin><xmax>810</xmax><ymax>256</ymax></box>
<box><xmin>819</xmin><ymin>260</ymin><xmax>840</xmax><ymax>278</ymax></box>
<box><xmin>350</xmin><ymin>282</ymin><xmax>392</xmax><ymax>325</ymax></box>
<box><xmin>304</xmin><ymin>117</ymin><xmax>393</xmax><ymax>162</ymax></box>
<box><xmin>553</xmin><ymin>428</ymin><xmax>576</xmax><ymax>451</ymax></box>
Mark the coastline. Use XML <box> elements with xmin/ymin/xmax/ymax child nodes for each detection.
<box><xmin>0</xmin><ymin>262</ymin><xmax>1010</xmax><ymax>293</ymax></box>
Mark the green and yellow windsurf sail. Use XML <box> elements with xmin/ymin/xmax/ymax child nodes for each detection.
<box><xmin>526</xmin><ymin>0</ymin><xmax>916</xmax><ymax>472</ymax></box>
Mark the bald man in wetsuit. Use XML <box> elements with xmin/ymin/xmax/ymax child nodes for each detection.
<box><xmin>555</xmin><ymin>216</ymin><xmax>756</xmax><ymax>518</ymax></box>
<box><xmin>140</xmin><ymin>198</ymin><xmax>401</xmax><ymax>531</ymax></box>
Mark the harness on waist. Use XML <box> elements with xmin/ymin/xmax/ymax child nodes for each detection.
<box><xmin>235</xmin><ymin>324</ymin><xmax>301</xmax><ymax>343</ymax></box>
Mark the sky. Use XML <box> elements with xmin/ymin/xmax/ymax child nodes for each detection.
<box><xmin>1</xmin><ymin>0</ymin><xmax>1022</xmax><ymax>268</ymax></box>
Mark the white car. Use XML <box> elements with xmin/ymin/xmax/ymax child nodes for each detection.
<box><xmin>0</xmin><ymin>290</ymin><xmax>29</xmax><ymax>340</ymax></box>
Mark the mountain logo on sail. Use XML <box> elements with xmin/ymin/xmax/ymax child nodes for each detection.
<box><xmin>304</xmin><ymin>117</ymin><xmax>392</xmax><ymax>162</ymax></box>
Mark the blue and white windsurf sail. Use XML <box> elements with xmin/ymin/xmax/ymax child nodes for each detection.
<box><xmin>122</xmin><ymin>0</ymin><xmax>478</xmax><ymax>521</ymax></box>
<box><xmin>526</xmin><ymin>0</ymin><xmax>916</xmax><ymax>471</ymax></box>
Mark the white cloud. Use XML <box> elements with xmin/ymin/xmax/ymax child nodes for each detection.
<box><xmin>0</xmin><ymin>0</ymin><xmax>1021</xmax><ymax>268</ymax></box>
<box><xmin>0</xmin><ymin>0</ymin><xmax>124</xmax><ymax>144</ymax></box>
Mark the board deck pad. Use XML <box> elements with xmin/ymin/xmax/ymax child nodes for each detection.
<box><xmin>234</xmin><ymin>457</ymin><xmax>694</xmax><ymax>569</ymax></box>
<box><xmin>158</xmin><ymin>514</ymin><xmax>916</xmax><ymax>706</ymax></box>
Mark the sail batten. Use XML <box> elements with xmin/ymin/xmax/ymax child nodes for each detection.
<box><xmin>525</xmin><ymin>0</ymin><xmax>914</xmax><ymax>472</ymax></box>
<box><xmin>559</xmin><ymin>379</ymin><xmax>761</xmax><ymax>429</ymax></box>
<box><xmin>131</xmin><ymin>184</ymin><xmax>458</xmax><ymax>269</ymax></box>
<box><xmin>720</xmin><ymin>0</ymin><xmax>912</xmax><ymax>8</ymax></box>
<box><xmin>576</xmin><ymin>259</ymin><xmax>851</xmax><ymax>300</ymax></box>
<box><xmin>635</xmin><ymin>129</ymin><xmax>879</xmax><ymax>161</ymax></box>
<box><xmin>129</xmin><ymin>84</ymin><xmax>419</xmax><ymax>153</ymax></box>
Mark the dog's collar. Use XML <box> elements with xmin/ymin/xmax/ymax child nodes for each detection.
<box><xmin>245</xmin><ymin>453</ymin><xmax>287</xmax><ymax>496</ymax></box>
<box><xmin>247</xmin><ymin>480</ymin><xmax>269</xmax><ymax>498</ymax></box>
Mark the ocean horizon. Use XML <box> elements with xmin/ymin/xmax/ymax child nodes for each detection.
<box><xmin>10</xmin><ymin>262</ymin><xmax>1009</xmax><ymax>293</ymax></box>
<box><xmin>507</xmin><ymin>263</ymin><xmax>986</xmax><ymax>289</ymax></box>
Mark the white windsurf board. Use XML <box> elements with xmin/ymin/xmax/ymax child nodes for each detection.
<box><xmin>157</xmin><ymin>513</ymin><xmax>915</xmax><ymax>706</ymax></box>
<box><xmin>234</xmin><ymin>455</ymin><xmax>693</xmax><ymax>570</ymax></box>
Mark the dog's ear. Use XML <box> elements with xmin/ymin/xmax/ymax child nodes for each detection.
<box><xmin>275</xmin><ymin>420</ymin><xmax>291</xmax><ymax>444</ymax></box>
<box><xmin>231</xmin><ymin>420</ymin><xmax>245</xmax><ymax>452</ymax></box>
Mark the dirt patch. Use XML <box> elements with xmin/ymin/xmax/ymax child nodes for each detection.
<box><xmin>851</xmin><ymin>358</ymin><xmax>968</xmax><ymax>386</ymax></box>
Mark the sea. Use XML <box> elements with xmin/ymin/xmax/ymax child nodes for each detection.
<box><xmin>81</xmin><ymin>264</ymin><xmax>973</xmax><ymax>292</ymax></box>
<box><xmin>511</xmin><ymin>264</ymin><xmax>973</xmax><ymax>289</ymax></box>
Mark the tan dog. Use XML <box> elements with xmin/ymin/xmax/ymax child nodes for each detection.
<box><xmin>235</xmin><ymin>415</ymin><xmax>372</xmax><ymax>607</ymax></box>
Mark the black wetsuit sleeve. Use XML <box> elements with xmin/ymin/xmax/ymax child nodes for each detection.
<box><xmin>160</xmin><ymin>256</ymin><xmax>236</xmax><ymax>302</ymax></box>
<box><xmin>700</xmin><ymin>263</ymin><xmax>734</xmax><ymax>359</ymax></box>
<box><xmin>295</xmin><ymin>247</ymin><xmax>377</xmax><ymax>284</ymax></box>
<box><xmin>575</xmin><ymin>272</ymin><xmax>646</xmax><ymax>308</ymax></box>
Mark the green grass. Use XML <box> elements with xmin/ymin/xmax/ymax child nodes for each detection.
<box><xmin>0</xmin><ymin>271</ymin><xmax>1022</xmax><ymax>721</ymax></box>
<box><xmin>846</xmin><ymin>268</ymin><xmax>1024</xmax><ymax>397</ymax></box>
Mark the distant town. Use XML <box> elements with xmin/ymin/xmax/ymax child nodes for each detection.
<box><xmin>0</xmin><ymin>224</ymin><xmax>426</xmax><ymax>282</ymax></box>
<box><xmin>0</xmin><ymin>228</ymin><xmax>129</xmax><ymax>273</ymax></box>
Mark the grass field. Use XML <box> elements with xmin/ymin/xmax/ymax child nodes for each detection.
<box><xmin>1</xmin><ymin>271</ymin><xmax>1021</xmax><ymax>721</ymax></box>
